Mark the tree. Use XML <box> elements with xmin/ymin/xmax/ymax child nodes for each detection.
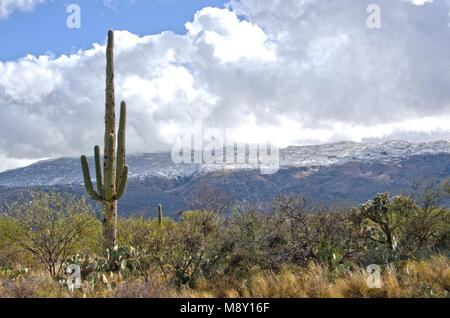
<box><xmin>352</xmin><ymin>189</ymin><xmax>449</xmax><ymax>258</ymax></box>
<box><xmin>441</xmin><ymin>178</ymin><xmax>450</xmax><ymax>197</ymax></box>
<box><xmin>410</xmin><ymin>179</ymin><xmax>446</xmax><ymax>211</ymax></box>
<box><xmin>183</xmin><ymin>182</ymin><xmax>233</xmax><ymax>215</ymax></box>
<box><xmin>2</xmin><ymin>190</ymin><xmax>96</xmax><ymax>279</ymax></box>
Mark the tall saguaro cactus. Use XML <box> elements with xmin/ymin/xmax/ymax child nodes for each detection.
<box><xmin>80</xmin><ymin>30</ymin><xmax>129</xmax><ymax>253</ymax></box>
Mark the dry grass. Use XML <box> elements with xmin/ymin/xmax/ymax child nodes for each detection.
<box><xmin>178</xmin><ymin>263</ymin><xmax>331</xmax><ymax>298</ymax></box>
<box><xmin>1</xmin><ymin>256</ymin><xmax>448</xmax><ymax>298</ymax></box>
<box><xmin>328</xmin><ymin>256</ymin><xmax>449</xmax><ymax>298</ymax></box>
<box><xmin>113</xmin><ymin>277</ymin><xmax>176</xmax><ymax>298</ymax></box>
<box><xmin>0</xmin><ymin>271</ymin><xmax>70</xmax><ymax>298</ymax></box>
<box><xmin>180</xmin><ymin>256</ymin><xmax>450</xmax><ymax>298</ymax></box>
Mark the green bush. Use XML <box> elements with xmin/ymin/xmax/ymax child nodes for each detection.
<box><xmin>1</xmin><ymin>190</ymin><xmax>97</xmax><ymax>279</ymax></box>
<box><xmin>1</xmin><ymin>180</ymin><xmax>448</xmax><ymax>292</ymax></box>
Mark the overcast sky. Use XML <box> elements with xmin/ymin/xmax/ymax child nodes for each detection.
<box><xmin>0</xmin><ymin>0</ymin><xmax>449</xmax><ymax>172</ymax></box>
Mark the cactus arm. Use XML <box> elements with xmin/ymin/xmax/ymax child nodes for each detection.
<box><xmin>80</xmin><ymin>155</ymin><xmax>102</xmax><ymax>201</ymax></box>
<box><xmin>115</xmin><ymin>165</ymin><xmax>128</xmax><ymax>200</ymax></box>
<box><xmin>116</xmin><ymin>101</ymin><xmax>126</xmax><ymax>189</ymax></box>
<box><xmin>94</xmin><ymin>145</ymin><xmax>104</xmax><ymax>197</ymax></box>
<box><xmin>104</xmin><ymin>134</ymin><xmax>115</xmax><ymax>201</ymax></box>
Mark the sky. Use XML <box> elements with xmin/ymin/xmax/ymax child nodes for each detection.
<box><xmin>0</xmin><ymin>0</ymin><xmax>449</xmax><ymax>172</ymax></box>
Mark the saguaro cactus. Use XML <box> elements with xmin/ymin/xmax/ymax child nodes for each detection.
<box><xmin>80</xmin><ymin>30</ymin><xmax>129</xmax><ymax>253</ymax></box>
<box><xmin>158</xmin><ymin>204</ymin><xmax>163</xmax><ymax>226</ymax></box>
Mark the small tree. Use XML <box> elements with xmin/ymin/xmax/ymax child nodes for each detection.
<box><xmin>410</xmin><ymin>179</ymin><xmax>447</xmax><ymax>211</ymax></box>
<box><xmin>3</xmin><ymin>190</ymin><xmax>96</xmax><ymax>279</ymax></box>
<box><xmin>183</xmin><ymin>183</ymin><xmax>233</xmax><ymax>215</ymax></box>
<box><xmin>352</xmin><ymin>192</ymin><xmax>398</xmax><ymax>250</ymax></box>
<box><xmin>441</xmin><ymin>178</ymin><xmax>450</xmax><ymax>197</ymax></box>
<box><xmin>352</xmin><ymin>189</ymin><xmax>449</xmax><ymax>259</ymax></box>
<box><xmin>158</xmin><ymin>211</ymin><xmax>222</xmax><ymax>286</ymax></box>
<box><xmin>117</xmin><ymin>217</ymin><xmax>165</xmax><ymax>282</ymax></box>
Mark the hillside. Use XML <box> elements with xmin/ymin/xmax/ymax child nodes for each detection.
<box><xmin>0</xmin><ymin>140</ymin><xmax>449</xmax><ymax>217</ymax></box>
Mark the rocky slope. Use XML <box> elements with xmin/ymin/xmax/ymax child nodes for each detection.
<box><xmin>0</xmin><ymin>140</ymin><xmax>448</xmax><ymax>217</ymax></box>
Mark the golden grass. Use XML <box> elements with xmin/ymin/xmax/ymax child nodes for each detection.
<box><xmin>180</xmin><ymin>256</ymin><xmax>449</xmax><ymax>298</ymax></box>
<box><xmin>0</xmin><ymin>256</ymin><xmax>448</xmax><ymax>298</ymax></box>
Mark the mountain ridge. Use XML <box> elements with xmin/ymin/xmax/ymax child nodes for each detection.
<box><xmin>0</xmin><ymin>140</ymin><xmax>448</xmax><ymax>187</ymax></box>
<box><xmin>0</xmin><ymin>140</ymin><xmax>448</xmax><ymax>218</ymax></box>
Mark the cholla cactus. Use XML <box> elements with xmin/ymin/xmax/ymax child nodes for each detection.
<box><xmin>80</xmin><ymin>30</ymin><xmax>128</xmax><ymax>253</ymax></box>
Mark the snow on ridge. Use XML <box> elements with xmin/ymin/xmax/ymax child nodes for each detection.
<box><xmin>0</xmin><ymin>140</ymin><xmax>448</xmax><ymax>187</ymax></box>
<box><xmin>280</xmin><ymin>140</ymin><xmax>450</xmax><ymax>167</ymax></box>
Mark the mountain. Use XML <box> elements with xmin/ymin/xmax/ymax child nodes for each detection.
<box><xmin>0</xmin><ymin>140</ymin><xmax>449</xmax><ymax>218</ymax></box>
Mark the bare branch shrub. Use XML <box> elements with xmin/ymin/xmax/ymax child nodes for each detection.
<box><xmin>183</xmin><ymin>182</ymin><xmax>233</xmax><ymax>215</ymax></box>
<box><xmin>2</xmin><ymin>190</ymin><xmax>96</xmax><ymax>279</ymax></box>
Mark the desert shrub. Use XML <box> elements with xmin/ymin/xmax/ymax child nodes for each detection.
<box><xmin>407</xmin><ymin>179</ymin><xmax>450</xmax><ymax>253</ymax></box>
<box><xmin>183</xmin><ymin>183</ymin><xmax>234</xmax><ymax>215</ymax></box>
<box><xmin>214</xmin><ymin>193</ymin><xmax>312</xmax><ymax>278</ymax></box>
<box><xmin>117</xmin><ymin>216</ymin><xmax>178</xmax><ymax>281</ymax></box>
<box><xmin>77</xmin><ymin>218</ymin><xmax>102</xmax><ymax>256</ymax></box>
<box><xmin>0</xmin><ymin>271</ymin><xmax>69</xmax><ymax>298</ymax></box>
<box><xmin>219</xmin><ymin>210</ymin><xmax>289</xmax><ymax>277</ymax></box>
<box><xmin>271</xmin><ymin>193</ymin><xmax>360</xmax><ymax>268</ymax></box>
<box><xmin>1</xmin><ymin>190</ymin><xmax>97</xmax><ymax>279</ymax></box>
<box><xmin>305</xmin><ymin>212</ymin><xmax>362</xmax><ymax>280</ymax></box>
<box><xmin>0</xmin><ymin>182</ymin><xmax>447</xmax><ymax>298</ymax></box>
<box><xmin>113</xmin><ymin>277</ymin><xmax>173</xmax><ymax>298</ymax></box>
<box><xmin>442</xmin><ymin>178</ymin><xmax>450</xmax><ymax>197</ymax></box>
<box><xmin>0</xmin><ymin>218</ymin><xmax>35</xmax><ymax>268</ymax></box>
<box><xmin>211</xmin><ymin>195</ymin><xmax>361</xmax><ymax>279</ymax></box>
<box><xmin>116</xmin><ymin>210</ymin><xmax>227</xmax><ymax>287</ymax></box>
<box><xmin>352</xmin><ymin>188</ymin><xmax>450</xmax><ymax>265</ymax></box>
<box><xmin>158</xmin><ymin>211</ymin><xmax>223</xmax><ymax>286</ymax></box>
<box><xmin>117</xmin><ymin>217</ymin><xmax>152</xmax><ymax>247</ymax></box>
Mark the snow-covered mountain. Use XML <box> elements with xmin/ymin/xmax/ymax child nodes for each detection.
<box><xmin>0</xmin><ymin>140</ymin><xmax>448</xmax><ymax>188</ymax></box>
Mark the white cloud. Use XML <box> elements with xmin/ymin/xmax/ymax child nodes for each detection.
<box><xmin>0</xmin><ymin>154</ymin><xmax>39</xmax><ymax>173</ymax></box>
<box><xmin>186</xmin><ymin>7</ymin><xmax>276</xmax><ymax>62</ymax></box>
<box><xmin>0</xmin><ymin>55</ymin><xmax>63</xmax><ymax>103</ymax></box>
<box><xmin>0</xmin><ymin>0</ymin><xmax>46</xmax><ymax>20</ymax></box>
<box><xmin>0</xmin><ymin>0</ymin><xmax>134</xmax><ymax>20</ymax></box>
<box><xmin>0</xmin><ymin>2</ymin><xmax>450</xmax><ymax>171</ymax></box>
<box><xmin>403</xmin><ymin>0</ymin><xmax>434</xmax><ymax>6</ymax></box>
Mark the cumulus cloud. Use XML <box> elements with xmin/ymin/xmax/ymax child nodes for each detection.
<box><xmin>0</xmin><ymin>1</ymin><xmax>450</xmax><ymax>171</ymax></box>
<box><xmin>186</xmin><ymin>8</ymin><xmax>276</xmax><ymax>62</ymax></box>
